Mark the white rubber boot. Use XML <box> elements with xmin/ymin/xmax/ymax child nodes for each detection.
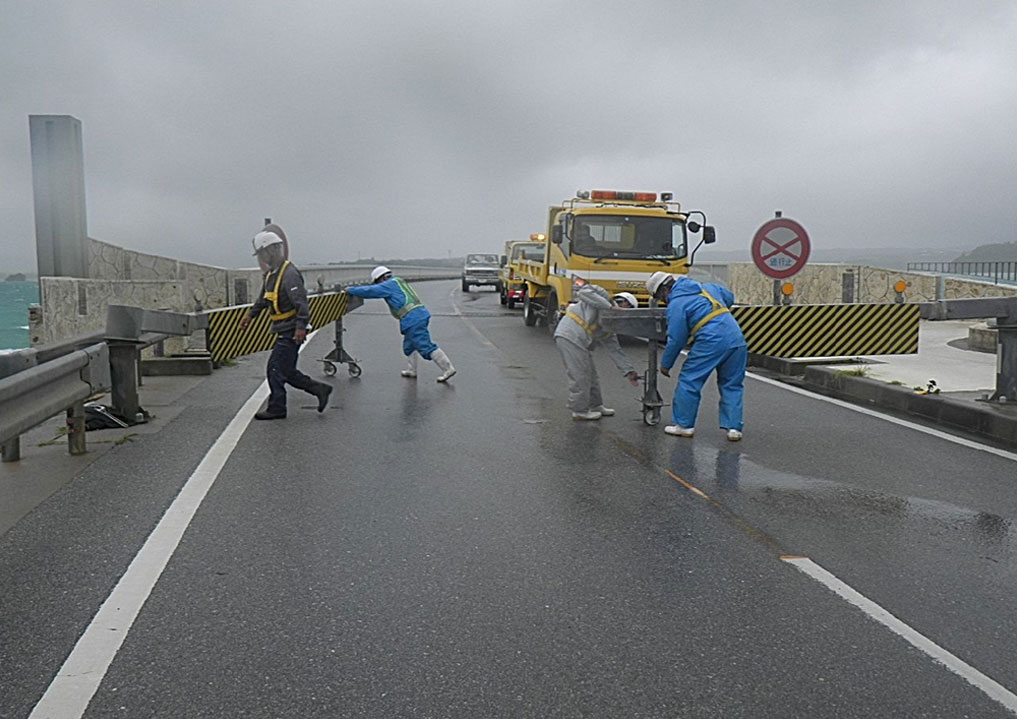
<box><xmin>401</xmin><ymin>352</ymin><xmax>418</xmax><ymax>378</ymax></box>
<box><xmin>432</xmin><ymin>349</ymin><xmax>457</xmax><ymax>382</ymax></box>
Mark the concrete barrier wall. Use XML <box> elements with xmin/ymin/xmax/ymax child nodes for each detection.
<box><xmin>33</xmin><ymin>239</ymin><xmax>457</xmax><ymax>348</ymax></box>
<box><xmin>39</xmin><ymin>241</ymin><xmax>1014</xmax><ymax>349</ymax></box>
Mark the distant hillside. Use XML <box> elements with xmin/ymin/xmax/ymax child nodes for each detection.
<box><xmin>952</xmin><ymin>242</ymin><xmax>1017</xmax><ymax>263</ymax></box>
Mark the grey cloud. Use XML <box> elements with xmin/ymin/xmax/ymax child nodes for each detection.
<box><xmin>2</xmin><ymin>0</ymin><xmax>1016</xmax><ymax>272</ymax></box>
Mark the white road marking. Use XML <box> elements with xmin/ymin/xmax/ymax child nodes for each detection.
<box><xmin>783</xmin><ymin>557</ymin><xmax>1017</xmax><ymax>713</ymax></box>
<box><xmin>29</xmin><ymin>334</ymin><xmax>321</xmax><ymax>718</ymax></box>
<box><xmin>748</xmin><ymin>371</ymin><xmax>1017</xmax><ymax>463</ymax></box>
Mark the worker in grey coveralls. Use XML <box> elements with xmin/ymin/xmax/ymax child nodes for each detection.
<box><xmin>240</xmin><ymin>231</ymin><xmax>332</xmax><ymax>420</ymax></box>
<box><xmin>553</xmin><ymin>282</ymin><xmax>640</xmax><ymax>420</ymax></box>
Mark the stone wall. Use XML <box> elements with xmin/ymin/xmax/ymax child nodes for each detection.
<box><xmin>33</xmin><ymin>277</ymin><xmax>187</xmax><ymax>347</ymax></box>
<box><xmin>699</xmin><ymin>262</ymin><xmax>1017</xmax><ymax>306</ymax></box>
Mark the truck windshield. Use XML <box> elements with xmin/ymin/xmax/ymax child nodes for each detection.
<box><xmin>513</xmin><ymin>244</ymin><xmax>545</xmax><ymax>261</ymax></box>
<box><xmin>572</xmin><ymin>216</ymin><xmax>686</xmax><ymax>260</ymax></box>
<box><xmin>467</xmin><ymin>254</ymin><xmax>499</xmax><ymax>265</ymax></box>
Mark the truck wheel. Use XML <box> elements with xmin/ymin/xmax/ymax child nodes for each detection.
<box><xmin>543</xmin><ymin>290</ymin><xmax>557</xmax><ymax>331</ymax></box>
<box><xmin>507</xmin><ymin>295</ymin><xmax>516</xmax><ymax>309</ymax></box>
<box><xmin>461</xmin><ymin>280</ymin><xmax>470</xmax><ymax>292</ymax></box>
<box><xmin>499</xmin><ymin>287</ymin><xmax>507</xmax><ymax>305</ymax></box>
<box><xmin>523</xmin><ymin>290</ymin><xmax>537</xmax><ymax>326</ymax></box>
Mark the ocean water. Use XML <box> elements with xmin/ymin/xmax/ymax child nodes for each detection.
<box><xmin>0</xmin><ymin>281</ymin><xmax>39</xmax><ymax>350</ymax></box>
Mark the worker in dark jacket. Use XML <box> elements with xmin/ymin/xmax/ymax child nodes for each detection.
<box><xmin>240</xmin><ymin>231</ymin><xmax>332</xmax><ymax>420</ymax></box>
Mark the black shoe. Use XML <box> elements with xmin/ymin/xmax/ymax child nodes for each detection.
<box><xmin>314</xmin><ymin>384</ymin><xmax>333</xmax><ymax>413</ymax></box>
<box><xmin>254</xmin><ymin>410</ymin><xmax>287</xmax><ymax>420</ymax></box>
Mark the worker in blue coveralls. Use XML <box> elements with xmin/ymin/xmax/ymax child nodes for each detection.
<box><xmin>345</xmin><ymin>266</ymin><xmax>457</xmax><ymax>382</ymax></box>
<box><xmin>240</xmin><ymin>231</ymin><xmax>333</xmax><ymax>420</ymax></box>
<box><xmin>646</xmin><ymin>271</ymin><xmax>747</xmax><ymax>441</ymax></box>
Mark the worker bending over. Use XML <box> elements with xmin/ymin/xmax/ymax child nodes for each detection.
<box><xmin>241</xmin><ymin>231</ymin><xmax>332</xmax><ymax>420</ymax></box>
<box><xmin>554</xmin><ymin>283</ymin><xmax>640</xmax><ymax>420</ymax></box>
<box><xmin>345</xmin><ymin>267</ymin><xmax>456</xmax><ymax>382</ymax></box>
<box><xmin>647</xmin><ymin>271</ymin><xmax>746</xmax><ymax>440</ymax></box>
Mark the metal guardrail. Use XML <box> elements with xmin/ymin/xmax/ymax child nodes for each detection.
<box><xmin>0</xmin><ymin>343</ymin><xmax>110</xmax><ymax>461</ymax></box>
<box><xmin>907</xmin><ymin>261</ymin><xmax>1017</xmax><ymax>284</ymax></box>
<box><xmin>916</xmin><ymin>297</ymin><xmax>1017</xmax><ymax>402</ymax></box>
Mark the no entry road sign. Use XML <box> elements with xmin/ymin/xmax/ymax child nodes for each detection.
<box><xmin>752</xmin><ymin>217</ymin><xmax>810</xmax><ymax>279</ymax></box>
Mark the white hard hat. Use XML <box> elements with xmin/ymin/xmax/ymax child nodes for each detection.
<box><xmin>613</xmin><ymin>292</ymin><xmax>638</xmax><ymax>308</ymax></box>
<box><xmin>370</xmin><ymin>265</ymin><xmax>392</xmax><ymax>282</ymax></box>
<box><xmin>252</xmin><ymin>231</ymin><xmax>284</xmax><ymax>255</ymax></box>
<box><xmin>646</xmin><ymin>271</ymin><xmax>674</xmax><ymax>296</ymax></box>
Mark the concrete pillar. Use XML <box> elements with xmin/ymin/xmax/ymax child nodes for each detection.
<box><xmin>992</xmin><ymin>326</ymin><xmax>1017</xmax><ymax>403</ymax></box>
<box><xmin>29</xmin><ymin>115</ymin><xmax>89</xmax><ymax>279</ymax></box>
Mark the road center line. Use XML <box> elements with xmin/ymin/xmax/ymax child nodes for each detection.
<box><xmin>29</xmin><ymin>333</ymin><xmax>322</xmax><ymax>718</ymax></box>
<box><xmin>747</xmin><ymin>371</ymin><xmax>1017</xmax><ymax>463</ymax></box>
<box><xmin>782</xmin><ymin>557</ymin><xmax>1017</xmax><ymax>713</ymax></box>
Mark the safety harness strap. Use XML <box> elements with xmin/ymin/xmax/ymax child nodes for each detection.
<box><xmin>565</xmin><ymin>310</ymin><xmax>600</xmax><ymax>338</ymax></box>
<box><xmin>689</xmin><ymin>289</ymin><xmax>730</xmax><ymax>338</ymax></box>
<box><xmin>264</xmin><ymin>261</ymin><xmax>298</xmax><ymax>322</ymax></box>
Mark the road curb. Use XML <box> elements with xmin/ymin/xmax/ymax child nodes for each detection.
<box><xmin>800</xmin><ymin>364</ymin><xmax>1017</xmax><ymax>447</ymax></box>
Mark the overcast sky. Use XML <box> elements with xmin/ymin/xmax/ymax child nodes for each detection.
<box><xmin>2</xmin><ymin>1</ymin><xmax>1016</xmax><ymax>272</ymax></box>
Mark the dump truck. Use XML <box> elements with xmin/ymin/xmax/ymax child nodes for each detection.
<box><xmin>499</xmin><ymin>236</ymin><xmax>546</xmax><ymax>308</ymax></box>
<box><xmin>515</xmin><ymin>189</ymin><xmax>715</xmax><ymax>333</ymax></box>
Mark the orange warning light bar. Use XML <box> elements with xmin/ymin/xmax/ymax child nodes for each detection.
<box><xmin>589</xmin><ymin>190</ymin><xmax>657</xmax><ymax>202</ymax></box>
<box><xmin>529</xmin><ymin>233</ymin><xmax>547</xmax><ymax>241</ymax></box>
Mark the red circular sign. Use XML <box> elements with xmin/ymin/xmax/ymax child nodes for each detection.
<box><xmin>751</xmin><ymin>217</ymin><xmax>810</xmax><ymax>279</ymax></box>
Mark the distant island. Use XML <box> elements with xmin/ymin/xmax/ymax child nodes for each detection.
<box><xmin>952</xmin><ymin>242</ymin><xmax>1017</xmax><ymax>263</ymax></box>
<box><xmin>3</xmin><ymin>273</ymin><xmax>28</xmax><ymax>282</ymax></box>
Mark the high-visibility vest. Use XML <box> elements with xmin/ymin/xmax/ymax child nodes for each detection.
<box><xmin>389</xmin><ymin>277</ymin><xmax>424</xmax><ymax>320</ymax></box>
<box><xmin>263</xmin><ymin>260</ymin><xmax>298</xmax><ymax>322</ymax></box>
<box><xmin>689</xmin><ymin>289</ymin><xmax>730</xmax><ymax>338</ymax></box>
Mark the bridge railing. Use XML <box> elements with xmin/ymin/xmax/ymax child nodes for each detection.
<box><xmin>906</xmin><ymin>261</ymin><xmax>1017</xmax><ymax>285</ymax></box>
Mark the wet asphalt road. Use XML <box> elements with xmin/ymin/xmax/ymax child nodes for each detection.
<box><xmin>2</xmin><ymin>279</ymin><xmax>1017</xmax><ymax>718</ymax></box>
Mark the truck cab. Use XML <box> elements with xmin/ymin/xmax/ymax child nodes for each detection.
<box><xmin>516</xmin><ymin>189</ymin><xmax>715</xmax><ymax>333</ymax></box>
<box><xmin>461</xmin><ymin>253</ymin><xmax>502</xmax><ymax>293</ymax></box>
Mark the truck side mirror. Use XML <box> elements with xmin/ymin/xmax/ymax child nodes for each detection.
<box><xmin>703</xmin><ymin>226</ymin><xmax>716</xmax><ymax>244</ymax></box>
<box><xmin>551</xmin><ymin>226</ymin><xmax>563</xmax><ymax>244</ymax></box>
<box><xmin>500</xmin><ymin>255</ymin><xmax>507</xmax><ymax>266</ymax></box>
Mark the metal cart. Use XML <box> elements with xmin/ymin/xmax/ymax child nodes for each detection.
<box><xmin>320</xmin><ymin>295</ymin><xmax>364</xmax><ymax>378</ymax></box>
<box><xmin>598</xmin><ymin>306</ymin><xmax>669</xmax><ymax>426</ymax></box>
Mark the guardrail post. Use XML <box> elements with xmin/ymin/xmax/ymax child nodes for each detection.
<box><xmin>1</xmin><ymin>437</ymin><xmax>20</xmax><ymax>463</ymax></box>
<box><xmin>109</xmin><ymin>341</ymin><xmax>142</xmax><ymax>423</ymax></box>
<box><xmin>66</xmin><ymin>400</ymin><xmax>86</xmax><ymax>455</ymax></box>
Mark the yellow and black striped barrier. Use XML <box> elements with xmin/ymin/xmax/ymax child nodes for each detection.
<box><xmin>732</xmin><ymin>302</ymin><xmax>919</xmax><ymax>357</ymax></box>
<box><xmin>206</xmin><ymin>291</ymin><xmax>362</xmax><ymax>363</ymax></box>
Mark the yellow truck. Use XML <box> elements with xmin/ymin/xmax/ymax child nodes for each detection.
<box><xmin>515</xmin><ymin>189</ymin><xmax>715</xmax><ymax>332</ymax></box>
<box><xmin>499</xmin><ymin>236</ymin><xmax>546</xmax><ymax>309</ymax></box>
